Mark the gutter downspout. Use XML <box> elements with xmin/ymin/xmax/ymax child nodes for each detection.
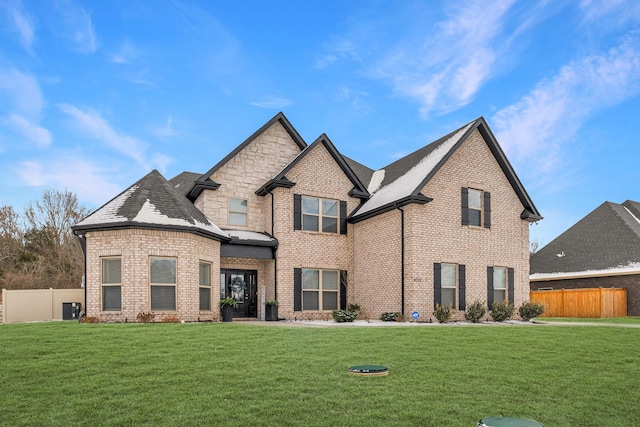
<box><xmin>397</xmin><ymin>206</ymin><xmax>405</xmax><ymax>315</ymax></box>
<box><xmin>75</xmin><ymin>231</ymin><xmax>87</xmax><ymax>318</ymax></box>
<box><xmin>269</xmin><ymin>191</ymin><xmax>278</xmax><ymax>301</ymax></box>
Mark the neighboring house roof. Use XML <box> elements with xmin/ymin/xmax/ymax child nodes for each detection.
<box><xmin>73</xmin><ymin>169</ymin><xmax>229</xmax><ymax>241</ymax></box>
<box><xmin>349</xmin><ymin>117</ymin><xmax>541</xmax><ymax>223</ymax></box>
<box><xmin>169</xmin><ymin>171</ymin><xmax>201</xmax><ymax>196</ymax></box>
<box><xmin>530</xmin><ymin>200</ymin><xmax>640</xmax><ymax>280</ymax></box>
<box><xmin>186</xmin><ymin>112</ymin><xmax>307</xmax><ymax>201</ymax></box>
<box><xmin>255</xmin><ymin>133</ymin><xmax>370</xmax><ymax>199</ymax></box>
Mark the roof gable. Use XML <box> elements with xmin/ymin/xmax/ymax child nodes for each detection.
<box><xmin>350</xmin><ymin>117</ymin><xmax>541</xmax><ymax>223</ymax></box>
<box><xmin>256</xmin><ymin>133</ymin><xmax>369</xmax><ymax>199</ymax></box>
<box><xmin>186</xmin><ymin>112</ymin><xmax>307</xmax><ymax>201</ymax></box>
<box><xmin>73</xmin><ymin>170</ymin><xmax>228</xmax><ymax>241</ymax></box>
<box><xmin>530</xmin><ymin>200</ymin><xmax>640</xmax><ymax>275</ymax></box>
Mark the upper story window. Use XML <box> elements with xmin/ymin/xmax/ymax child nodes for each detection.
<box><xmin>294</xmin><ymin>194</ymin><xmax>347</xmax><ymax>235</ymax></box>
<box><xmin>228</xmin><ymin>198</ymin><xmax>248</xmax><ymax>226</ymax></box>
<box><xmin>302</xmin><ymin>196</ymin><xmax>338</xmax><ymax>233</ymax></box>
<box><xmin>101</xmin><ymin>257</ymin><xmax>121</xmax><ymax>312</ymax></box>
<box><xmin>461</xmin><ymin>187</ymin><xmax>491</xmax><ymax>228</ymax></box>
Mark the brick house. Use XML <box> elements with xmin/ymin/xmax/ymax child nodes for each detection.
<box><xmin>530</xmin><ymin>200</ymin><xmax>640</xmax><ymax>316</ymax></box>
<box><xmin>73</xmin><ymin>113</ymin><xmax>541</xmax><ymax>322</ymax></box>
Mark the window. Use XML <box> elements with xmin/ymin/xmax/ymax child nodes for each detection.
<box><xmin>101</xmin><ymin>257</ymin><xmax>121</xmax><ymax>311</ymax></box>
<box><xmin>440</xmin><ymin>264</ymin><xmax>457</xmax><ymax>308</ymax></box>
<box><xmin>462</xmin><ymin>188</ymin><xmax>491</xmax><ymax>228</ymax></box>
<box><xmin>302</xmin><ymin>196</ymin><xmax>338</xmax><ymax>233</ymax></box>
<box><xmin>493</xmin><ymin>267</ymin><xmax>507</xmax><ymax>303</ymax></box>
<box><xmin>150</xmin><ymin>257</ymin><xmax>177</xmax><ymax>311</ymax></box>
<box><xmin>302</xmin><ymin>269</ymin><xmax>339</xmax><ymax>310</ymax></box>
<box><xmin>434</xmin><ymin>263</ymin><xmax>466</xmax><ymax>310</ymax></box>
<box><xmin>468</xmin><ymin>189</ymin><xmax>482</xmax><ymax>226</ymax></box>
<box><xmin>199</xmin><ymin>262</ymin><xmax>211</xmax><ymax>311</ymax></box>
<box><xmin>228</xmin><ymin>198</ymin><xmax>248</xmax><ymax>226</ymax></box>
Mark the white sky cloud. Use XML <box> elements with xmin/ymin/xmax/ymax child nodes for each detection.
<box><xmin>17</xmin><ymin>158</ymin><xmax>122</xmax><ymax>207</ymax></box>
<box><xmin>51</xmin><ymin>0</ymin><xmax>98</xmax><ymax>54</ymax></box>
<box><xmin>57</xmin><ymin>103</ymin><xmax>150</xmax><ymax>168</ymax></box>
<box><xmin>249</xmin><ymin>96</ymin><xmax>293</xmax><ymax>109</ymax></box>
<box><xmin>2</xmin><ymin>0</ymin><xmax>35</xmax><ymax>50</ymax></box>
<box><xmin>151</xmin><ymin>116</ymin><xmax>179</xmax><ymax>139</ymax></box>
<box><xmin>2</xmin><ymin>114</ymin><xmax>52</xmax><ymax>147</ymax></box>
<box><xmin>110</xmin><ymin>39</ymin><xmax>140</xmax><ymax>64</ymax></box>
<box><xmin>493</xmin><ymin>30</ymin><xmax>640</xmax><ymax>177</ymax></box>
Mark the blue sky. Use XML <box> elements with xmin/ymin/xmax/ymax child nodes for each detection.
<box><xmin>1</xmin><ymin>0</ymin><xmax>639</xmax><ymax>248</ymax></box>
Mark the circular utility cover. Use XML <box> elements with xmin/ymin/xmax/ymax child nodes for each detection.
<box><xmin>348</xmin><ymin>365</ymin><xmax>389</xmax><ymax>376</ymax></box>
<box><xmin>478</xmin><ymin>416</ymin><xmax>544</xmax><ymax>427</ymax></box>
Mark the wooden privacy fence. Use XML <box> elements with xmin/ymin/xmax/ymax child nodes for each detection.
<box><xmin>2</xmin><ymin>288</ymin><xmax>84</xmax><ymax>324</ymax></box>
<box><xmin>530</xmin><ymin>288</ymin><xmax>627</xmax><ymax>318</ymax></box>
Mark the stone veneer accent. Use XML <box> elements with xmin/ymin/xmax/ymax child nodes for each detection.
<box><xmin>85</xmin><ymin>229</ymin><xmax>220</xmax><ymax>322</ymax></box>
<box><xmin>195</xmin><ymin>121</ymin><xmax>303</xmax><ymax>233</ymax></box>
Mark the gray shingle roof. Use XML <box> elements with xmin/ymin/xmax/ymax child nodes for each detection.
<box><xmin>530</xmin><ymin>200</ymin><xmax>640</xmax><ymax>275</ymax></box>
<box><xmin>169</xmin><ymin>171</ymin><xmax>201</xmax><ymax>196</ymax></box>
<box><xmin>73</xmin><ymin>169</ymin><xmax>228</xmax><ymax>241</ymax></box>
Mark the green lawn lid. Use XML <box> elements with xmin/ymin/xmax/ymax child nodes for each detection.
<box><xmin>478</xmin><ymin>416</ymin><xmax>543</xmax><ymax>427</ymax></box>
<box><xmin>348</xmin><ymin>365</ymin><xmax>389</xmax><ymax>376</ymax></box>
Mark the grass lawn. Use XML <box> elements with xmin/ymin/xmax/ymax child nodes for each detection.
<box><xmin>1</xmin><ymin>322</ymin><xmax>639</xmax><ymax>426</ymax></box>
<box><xmin>537</xmin><ymin>317</ymin><xmax>640</xmax><ymax>325</ymax></box>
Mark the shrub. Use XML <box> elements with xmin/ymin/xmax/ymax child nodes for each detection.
<box><xmin>380</xmin><ymin>312</ymin><xmax>403</xmax><ymax>322</ymax></box>
<box><xmin>347</xmin><ymin>303</ymin><xmax>361</xmax><ymax>313</ymax></box>
<box><xmin>490</xmin><ymin>301</ymin><xmax>514</xmax><ymax>322</ymax></box>
<box><xmin>162</xmin><ymin>316</ymin><xmax>180</xmax><ymax>323</ymax></box>
<box><xmin>332</xmin><ymin>310</ymin><xmax>357</xmax><ymax>323</ymax></box>
<box><xmin>464</xmin><ymin>301</ymin><xmax>486</xmax><ymax>323</ymax></box>
<box><xmin>81</xmin><ymin>316</ymin><xmax>100</xmax><ymax>324</ymax></box>
<box><xmin>265</xmin><ymin>300</ymin><xmax>278</xmax><ymax>306</ymax></box>
<box><xmin>518</xmin><ymin>301</ymin><xmax>545</xmax><ymax>321</ymax></box>
<box><xmin>433</xmin><ymin>303</ymin><xmax>452</xmax><ymax>323</ymax></box>
<box><xmin>136</xmin><ymin>312</ymin><xmax>155</xmax><ymax>323</ymax></box>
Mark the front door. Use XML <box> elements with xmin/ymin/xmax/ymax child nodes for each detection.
<box><xmin>220</xmin><ymin>269</ymin><xmax>257</xmax><ymax>318</ymax></box>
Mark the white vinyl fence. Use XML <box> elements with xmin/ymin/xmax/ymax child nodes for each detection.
<box><xmin>2</xmin><ymin>288</ymin><xmax>84</xmax><ymax>324</ymax></box>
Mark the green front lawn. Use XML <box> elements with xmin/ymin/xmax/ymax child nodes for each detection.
<box><xmin>1</xmin><ymin>322</ymin><xmax>639</xmax><ymax>426</ymax></box>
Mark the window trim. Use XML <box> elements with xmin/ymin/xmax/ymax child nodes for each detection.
<box><xmin>468</xmin><ymin>188</ymin><xmax>483</xmax><ymax>227</ymax></box>
<box><xmin>440</xmin><ymin>263</ymin><xmax>458</xmax><ymax>309</ymax></box>
<box><xmin>301</xmin><ymin>196</ymin><xmax>339</xmax><ymax>234</ymax></box>
<box><xmin>462</xmin><ymin>187</ymin><xmax>491</xmax><ymax>229</ymax></box>
<box><xmin>199</xmin><ymin>261</ymin><xmax>212</xmax><ymax>311</ymax></box>
<box><xmin>228</xmin><ymin>197</ymin><xmax>248</xmax><ymax>226</ymax></box>
<box><xmin>101</xmin><ymin>256</ymin><xmax>122</xmax><ymax>312</ymax></box>
<box><xmin>301</xmin><ymin>268</ymin><xmax>339</xmax><ymax>311</ymax></box>
<box><xmin>149</xmin><ymin>256</ymin><xmax>177</xmax><ymax>311</ymax></box>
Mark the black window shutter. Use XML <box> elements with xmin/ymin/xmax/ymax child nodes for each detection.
<box><xmin>340</xmin><ymin>270</ymin><xmax>347</xmax><ymax>310</ymax></box>
<box><xmin>458</xmin><ymin>264</ymin><xmax>466</xmax><ymax>311</ymax></box>
<box><xmin>508</xmin><ymin>267</ymin><xmax>515</xmax><ymax>305</ymax></box>
<box><xmin>484</xmin><ymin>192</ymin><xmax>491</xmax><ymax>229</ymax></box>
<box><xmin>294</xmin><ymin>268</ymin><xmax>302</xmax><ymax>311</ymax></box>
<box><xmin>461</xmin><ymin>187</ymin><xmax>469</xmax><ymax>225</ymax></box>
<box><xmin>293</xmin><ymin>194</ymin><xmax>301</xmax><ymax>230</ymax></box>
<box><xmin>433</xmin><ymin>263</ymin><xmax>442</xmax><ymax>309</ymax></box>
<box><xmin>340</xmin><ymin>201</ymin><xmax>347</xmax><ymax>235</ymax></box>
<box><xmin>487</xmin><ymin>266</ymin><xmax>494</xmax><ymax>309</ymax></box>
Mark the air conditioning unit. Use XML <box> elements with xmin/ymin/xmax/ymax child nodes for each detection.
<box><xmin>62</xmin><ymin>302</ymin><xmax>82</xmax><ymax>320</ymax></box>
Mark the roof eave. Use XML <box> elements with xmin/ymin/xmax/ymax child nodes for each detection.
<box><xmin>72</xmin><ymin>222</ymin><xmax>230</xmax><ymax>242</ymax></box>
<box><xmin>186</xmin><ymin>179</ymin><xmax>221</xmax><ymax>202</ymax></box>
<box><xmin>349</xmin><ymin>194</ymin><xmax>432</xmax><ymax>223</ymax></box>
<box><xmin>255</xmin><ymin>177</ymin><xmax>296</xmax><ymax>196</ymax></box>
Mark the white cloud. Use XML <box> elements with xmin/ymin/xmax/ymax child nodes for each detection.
<box><xmin>151</xmin><ymin>153</ymin><xmax>174</xmax><ymax>174</ymax></box>
<box><xmin>17</xmin><ymin>158</ymin><xmax>122</xmax><ymax>207</ymax></box>
<box><xmin>249</xmin><ymin>96</ymin><xmax>293</xmax><ymax>109</ymax></box>
<box><xmin>580</xmin><ymin>0</ymin><xmax>640</xmax><ymax>26</ymax></box>
<box><xmin>57</xmin><ymin>103</ymin><xmax>150</xmax><ymax>167</ymax></box>
<box><xmin>2</xmin><ymin>0</ymin><xmax>35</xmax><ymax>50</ymax></box>
<box><xmin>151</xmin><ymin>116</ymin><xmax>179</xmax><ymax>139</ymax></box>
<box><xmin>2</xmin><ymin>114</ymin><xmax>51</xmax><ymax>147</ymax></box>
<box><xmin>110</xmin><ymin>39</ymin><xmax>140</xmax><ymax>64</ymax></box>
<box><xmin>51</xmin><ymin>0</ymin><xmax>98</xmax><ymax>54</ymax></box>
<box><xmin>493</xmin><ymin>30</ymin><xmax>640</xmax><ymax>176</ymax></box>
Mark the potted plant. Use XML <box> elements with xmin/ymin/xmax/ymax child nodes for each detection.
<box><xmin>264</xmin><ymin>300</ymin><xmax>278</xmax><ymax>321</ymax></box>
<box><xmin>219</xmin><ymin>297</ymin><xmax>238</xmax><ymax>322</ymax></box>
